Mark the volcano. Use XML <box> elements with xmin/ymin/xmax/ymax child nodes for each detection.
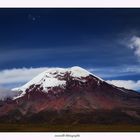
<box><xmin>0</xmin><ymin>66</ymin><xmax>140</xmax><ymax>124</ymax></box>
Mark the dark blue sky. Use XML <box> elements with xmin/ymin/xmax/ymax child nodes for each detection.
<box><xmin>1</xmin><ymin>8</ymin><xmax>140</xmax><ymax>81</ymax></box>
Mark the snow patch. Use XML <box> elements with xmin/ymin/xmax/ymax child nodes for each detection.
<box><xmin>70</xmin><ymin>66</ymin><xmax>90</xmax><ymax>77</ymax></box>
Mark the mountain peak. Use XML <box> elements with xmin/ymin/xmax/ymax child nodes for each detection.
<box><xmin>70</xmin><ymin>66</ymin><xmax>91</xmax><ymax>77</ymax></box>
<box><xmin>12</xmin><ymin>66</ymin><xmax>103</xmax><ymax>100</ymax></box>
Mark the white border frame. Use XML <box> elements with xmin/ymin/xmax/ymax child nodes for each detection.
<box><xmin>0</xmin><ymin>0</ymin><xmax>140</xmax><ymax>139</ymax></box>
<box><xmin>0</xmin><ymin>0</ymin><xmax>140</xmax><ymax>8</ymax></box>
<box><xmin>1</xmin><ymin>132</ymin><xmax>140</xmax><ymax>140</ymax></box>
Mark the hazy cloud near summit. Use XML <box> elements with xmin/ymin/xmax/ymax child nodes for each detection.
<box><xmin>0</xmin><ymin>67</ymin><xmax>49</xmax><ymax>85</ymax></box>
<box><xmin>107</xmin><ymin>80</ymin><xmax>140</xmax><ymax>91</ymax></box>
<box><xmin>0</xmin><ymin>88</ymin><xmax>18</xmax><ymax>100</ymax></box>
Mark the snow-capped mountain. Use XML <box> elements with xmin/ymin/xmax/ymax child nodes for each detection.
<box><xmin>0</xmin><ymin>66</ymin><xmax>140</xmax><ymax>124</ymax></box>
<box><xmin>12</xmin><ymin>66</ymin><xmax>103</xmax><ymax>99</ymax></box>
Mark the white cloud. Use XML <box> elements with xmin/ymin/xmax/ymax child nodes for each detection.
<box><xmin>128</xmin><ymin>36</ymin><xmax>140</xmax><ymax>57</ymax></box>
<box><xmin>0</xmin><ymin>67</ymin><xmax>49</xmax><ymax>85</ymax></box>
<box><xmin>106</xmin><ymin>80</ymin><xmax>140</xmax><ymax>90</ymax></box>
